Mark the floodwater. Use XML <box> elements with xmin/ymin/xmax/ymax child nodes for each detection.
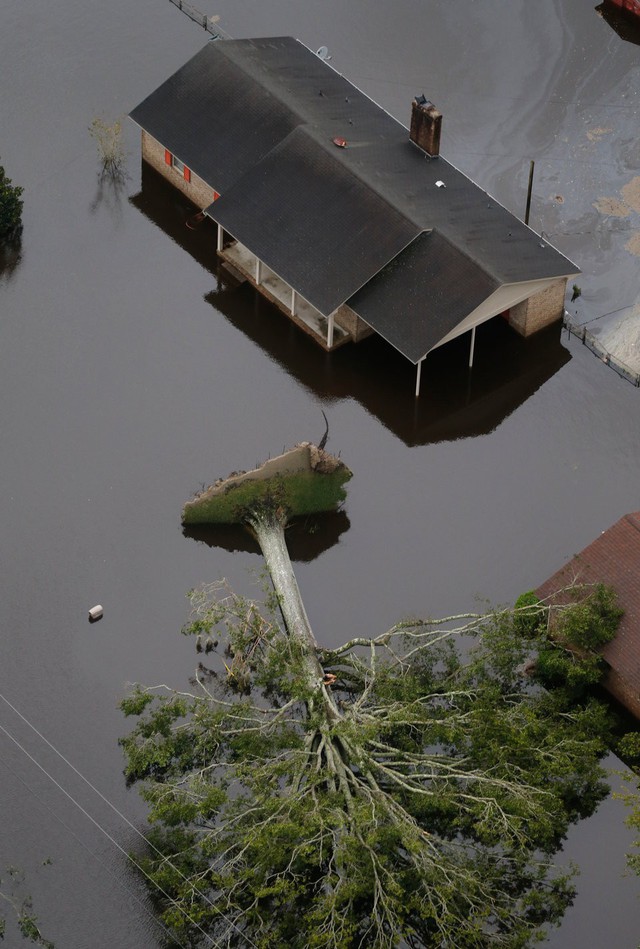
<box><xmin>1</xmin><ymin>0</ymin><xmax>640</xmax><ymax>945</ymax></box>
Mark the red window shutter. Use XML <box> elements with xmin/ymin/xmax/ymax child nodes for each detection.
<box><xmin>164</xmin><ymin>149</ymin><xmax>172</xmax><ymax>166</ymax></box>
<box><xmin>213</xmin><ymin>190</ymin><xmax>220</xmax><ymax>201</ymax></box>
<box><xmin>184</xmin><ymin>166</ymin><xmax>191</xmax><ymax>183</ymax></box>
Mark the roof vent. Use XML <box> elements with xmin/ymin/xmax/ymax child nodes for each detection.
<box><xmin>410</xmin><ymin>96</ymin><xmax>442</xmax><ymax>158</ymax></box>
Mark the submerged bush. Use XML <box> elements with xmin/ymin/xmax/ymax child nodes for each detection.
<box><xmin>0</xmin><ymin>161</ymin><xmax>23</xmax><ymax>243</ymax></box>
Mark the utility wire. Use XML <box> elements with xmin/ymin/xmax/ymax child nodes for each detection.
<box><xmin>0</xmin><ymin>720</ymin><xmax>219</xmax><ymax>948</ymax></box>
<box><xmin>0</xmin><ymin>753</ymin><xmax>186</xmax><ymax>949</ymax></box>
<box><xmin>0</xmin><ymin>691</ymin><xmax>259</xmax><ymax>948</ymax></box>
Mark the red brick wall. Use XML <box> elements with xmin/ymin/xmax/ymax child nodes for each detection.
<box><xmin>141</xmin><ymin>131</ymin><xmax>217</xmax><ymax>210</ymax></box>
<box><xmin>509</xmin><ymin>278</ymin><xmax>567</xmax><ymax>337</ymax></box>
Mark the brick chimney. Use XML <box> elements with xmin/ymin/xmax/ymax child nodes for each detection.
<box><xmin>410</xmin><ymin>95</ymin><xmax>442</xmax><ymax>158</ymax></box>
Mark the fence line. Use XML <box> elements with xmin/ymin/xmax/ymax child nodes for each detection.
<box><xmin>166</xmin><ymin>0</ymin><xmax>639</xmax><ymax>392</ymax></box>
<box><xmin>563</xmin><ymin>312</ymin><xmax>640</xmax><ymax>387</ymax></box>
<box><xmin>167</xmin><ymin>0</ymin><xmax>225</xmax><ymax>37</ymax></box>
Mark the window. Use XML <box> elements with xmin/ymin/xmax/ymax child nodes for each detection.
<box><xmin>164</xmin><ymin>149</ymin><xmax>191</xmax><ymax>182</ymax></box>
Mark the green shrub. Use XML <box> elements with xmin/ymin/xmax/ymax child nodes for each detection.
<box><xmin>557</xmin><ymin>583</ymin><xmax>623</xmax><ymax>651</ymax></box>
<box><xmin>513</xmin><ymin>590</ymin><xmax>544</xmax><ymax>638</ymax></box>
<box><xmin>535</xmin><ymin>646</ymin><xmax>604</xmax><ymax>696</ymax></box>
<box><xmin>0</xmin><ymin>162</ymin><xmax>23</xmax><ymax>243</ymax></box>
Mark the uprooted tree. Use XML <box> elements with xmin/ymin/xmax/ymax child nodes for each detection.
<box><xmin>120</xmin><ymin>443</ymin><xmax>620</xmax><ymax>948</ymax></box>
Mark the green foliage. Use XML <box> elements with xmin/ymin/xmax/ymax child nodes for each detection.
<box><xmin>120</xmin><ymin>585</ymin><xmax>614</xmax><ymax>948</ymax></box>
<box><xmin>529</xmin><ymin>583</ymin><xmax>622</xmax><ymax>700</ymax></box>
<box><xmin>617</xmin><ymin>731</ymin><xmax>640</xmax><ymax>763</ymax></box>
<box><xmin>0</xmin><ymin>866</ymin><xmax>54</xmax><ymax>947</ymax></box>
<box><xmin>615</xmin><ymin>731</ymin><xmax>640</xmax><ymax>878</ymax></box>
<box><xmin>182</xmin><ymin>467</ymin><xmax>352</xmax><ymax>525</ymax></box>
<box><xmin>513</xmin><ymin>590</ymin><xmax>544</xmax><ymax>638</ymax></box>
<box><xmin>555</xmin><ymin>582</ymin><xmax>623</xmax><ymax>651</ymax></box>
<box><xmin>0</xmin><ymin>162</ymin><xmax>23</xmax><ymax>244</ymax></box>
<box><xmin>534</xmin><ymin>645</ymin><xmax>604</xmax><ymax>696</ymax></box>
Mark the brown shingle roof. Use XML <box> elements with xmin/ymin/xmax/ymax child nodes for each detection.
<box><xmin>536</xmin><ymin>512</ymin><xmax>640</xmax><ymax>716</ymax></box>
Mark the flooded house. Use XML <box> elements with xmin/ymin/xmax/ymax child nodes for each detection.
<box><xmin>129</xmin><ymin>36</ymin><xmax>579</xmax><ymax>395</ymax></box>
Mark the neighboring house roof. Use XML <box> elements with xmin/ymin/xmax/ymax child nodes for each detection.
<box><xmin>536</xmin><ymin>512</ymin><xmax>640</xmax><ymax>718</ymax></box>
<box><xmin>130</xmin><ymin>36</ymin><xmax>579</xmax><ymax>362</ymax></box>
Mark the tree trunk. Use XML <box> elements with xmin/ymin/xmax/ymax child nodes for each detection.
<box><xmin>247</xmin><ymin>510</ymin><xmax>341</xmax><ymax>719</ymax></box>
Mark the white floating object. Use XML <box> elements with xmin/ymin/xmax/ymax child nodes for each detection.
<box><xmin>88</xmin><ymin>604</ymin><xmax>104</xmax><ymax>622</ymax></box>
<box><xmin>435</xmin><ymin>180</ymin><xmax>446</xmax><ymax>188</ymax></box>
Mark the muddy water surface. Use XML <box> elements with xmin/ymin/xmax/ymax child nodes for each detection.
<box><xmin>1</xmin><ymin>1</ymin><xmax>640</xmax><ymax>945</ymax></box>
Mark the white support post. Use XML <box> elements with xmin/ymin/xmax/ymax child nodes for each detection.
<box><xmin>291</xmin><ymin>289</ymin><xmax>297</xmax><ymax>315</ymax></box>
<box><xmin>469</xmin><ymin>325</ymin><xmax>476</xmax><ymax>368</ymax></box>
<box><xmin>327</xmin><ymin>312</ymin><xmax>335</xmax><ymax>348</ymax></box>
<box><xmin>255</xmin><ymin>258</ymin><xmax>262</xmax><ymax>285</ymax></box>
<box><xmin>217</xmin><ymin>223</ymin><xmax>224</xmax><ymax>252</ymax></box>
<box><xmin>415</xmin><ymin>357</ymin><xmax>424</xmax><ymax>397</ymax></box>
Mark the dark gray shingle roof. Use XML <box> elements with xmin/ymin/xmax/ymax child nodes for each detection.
<box><xmin>210</xmin><ymin>126</ymin><xmax>421</xmax><ymax>315</ymax></box>
<box><xmin>130</xmin><ymin>36</ymin><xmax>579</xmax><ymax>360</ymax></box>
<box><xmin>348</xmin><ymin>232</ymin><xmax>500</xmax><ymax>362</ymax></box>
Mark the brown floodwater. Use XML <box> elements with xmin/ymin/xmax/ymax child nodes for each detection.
<box><xmin>1</xmin><ymin>0</ymin><xmax>640</xmax><ymax>945</ymax></box>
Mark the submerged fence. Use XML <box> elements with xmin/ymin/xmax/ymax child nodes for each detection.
<box><xmin>168</xmin><ymin>0</ymin><xmax>224</xmax><ymax>37</ymax></box>
<box><xmin>563</xmin><ymin>312</ymin><xmax>640</xmax><ymax>387</ymax></box>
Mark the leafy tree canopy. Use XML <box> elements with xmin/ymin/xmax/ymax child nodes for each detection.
<box><xmin>120</xmin><ymin>577</ymin><xmax>618</xmax><ymax>948</ymax></box>
<box><xmin>0</xmin><ymin>162</ymin><xmax>24</xmax><ymax>244</ymax></box>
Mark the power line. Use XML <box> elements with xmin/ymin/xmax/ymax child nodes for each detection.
<box><xmin>0</xmin><ymin>720</ymin><xmax>219</xmax><ymax>948</ymax></box>
<box><xmin>0</xmin><ymin>753</ymin><xmax>185</xmax><ymax>949</ymax></box>
<box><xmin>0</xmin><ymin>691</ymin><xmax>259</xmax><ymax>948</ymax></box>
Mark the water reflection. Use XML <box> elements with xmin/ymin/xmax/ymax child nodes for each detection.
<box><xmin>210</xmin><ymin>287</ymin><xmax>571</xmax><ymax>446</ymax></box>
<box><xmin>131</xmin><ymin>160</ymin><xmax>571</xmax><ymax>446</ymax></box>
<box><xmin>0</xmin><ymin>238</ymin><xmax>23</xmax><ymax>283</ymax></box>
<box><xmin>183</xmin><ymin>509</ymin><xmax>350</xmax><ymax>562</ymax></box>
<box><xmin>129</xmin><ymin>162</ymin><xmax>218</xmax><ymax>274</ymax></box>
<box><xmin>90</xmin><ymin>170</ymin><xmax>130</xmax><ymax>221</ymax></box>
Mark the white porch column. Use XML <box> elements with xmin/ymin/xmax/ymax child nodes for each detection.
<box><xmin>415</xmin><ymin>357</ymin><xmax>424</xmax><ymax>397</ymax></box>
<box><xmin>217</xmin><ymin>224</ymin><xmax>224</xmax><ymax>252</ymax></box>
<box><xmin>327</xmin><ymin>312</ymin><xmax>335</xmax><ymax>348</ymax></box>
<box><xmin>255</xmin><ymin>258</ymin><xmax>262</xmax><ymax>285</ymax></box>
<box><xmin>291</xmin><ymin>289</ymin><xmax>297</xmax><ymax>316</ymax></box>
<box><xmin>469</xmin><ymin>325</ymin><xmax>476</xmax><ymax>368</ymax></box>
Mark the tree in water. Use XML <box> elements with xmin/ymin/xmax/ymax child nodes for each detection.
<box><xmin>0</xmin><ymin>161</ymin><xmax>23</xmax><ymax>244</ymax></box>
<box><xmin>120</xmin><ymin>444</ymin><xmax>617</xmax><ymax>948</ymax></box>
<box><xmin>0</xmin><ymin>864</ymin><xmax>54</xmax><ymax>947</ymax></box>
<box><xmin>88</xmin><ymin>117</ymin><xmax>126</xmax><ymax>180</ymax></box>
